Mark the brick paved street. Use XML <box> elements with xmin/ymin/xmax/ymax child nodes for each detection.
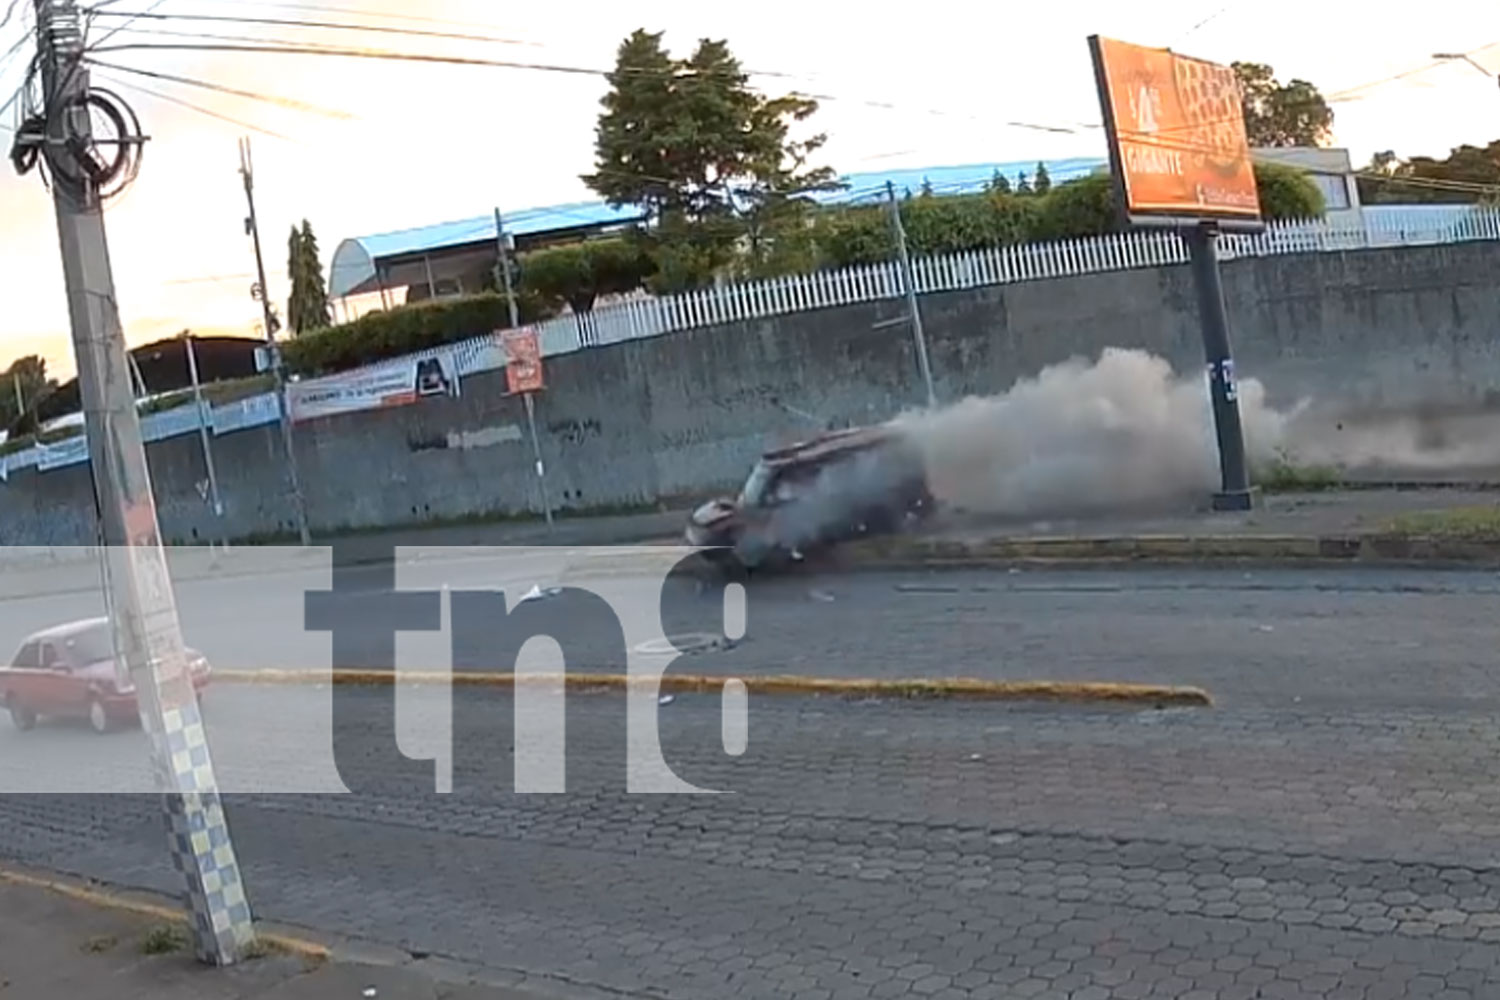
<box><xmin>2</xmin><ymin>566</ymin><xmax>1500</xmax><ymax>997</ymax></box>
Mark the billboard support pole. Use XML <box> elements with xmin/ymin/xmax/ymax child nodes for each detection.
<box><xmin>1183</xmin><ymin>221</ymin><xmax>1255</xmax><ymax>511</ymax></box>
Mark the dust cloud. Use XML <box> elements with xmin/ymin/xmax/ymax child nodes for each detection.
<box><xmin>890</xmin><ymin>348</ymin><xmax>1301</xmax><ymax>522</ymax></box>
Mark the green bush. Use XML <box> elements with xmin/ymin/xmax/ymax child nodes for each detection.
<box><xmin>1252</xmin><ymin>160</ymin><xmax>1326</xmax><ymax>220</ymax></box>
<box><xmin>282</xmin><ymin>292</ymin><xmax>556</xmax><ymax>376</ymax></box>
<box><xmin>520</xmin><ymin>238</ymin><xmax>656</xmax><ymax>312</ymax></box>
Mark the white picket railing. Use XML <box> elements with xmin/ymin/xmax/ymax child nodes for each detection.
<box><xmin>4</xmin><ymin>203</ymin><xmax>1497</xmax><ymax>479</ymax></box>
<box><xmin>533</xmin><ymin>205</ymin><xmax>1500</xmax><ymax>353</ymax></box>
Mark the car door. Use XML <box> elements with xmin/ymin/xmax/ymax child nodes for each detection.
<box><xmin>34</xmin><ymin>642</ymin><xmax>82</xmax><ymax>717</ymax></box>
<box><xmin>2</xmin><ymin>641</ymin><xmax>43</xmax><ymax>709</ymax></box>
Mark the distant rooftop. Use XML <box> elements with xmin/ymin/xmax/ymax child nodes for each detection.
<box><xmin>327</xmin><ymin>158</ymin><xmax>1109</xmax><ymax>298</ymax></box>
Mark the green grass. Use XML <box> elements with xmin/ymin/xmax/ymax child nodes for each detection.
<box><xmin>1252</xmin><ymin>449</ymin><xmax>1342</xmax><ymax>493</ymax></box>
<box><xmin>1385</xmin><ymin>506</ymin><xmax>1500</xmax><ymax>539</ymax></box>
<box><xmin>139</xmin><ymin>924</ymin><xmax>188</xmax><ymax>955</ymax></box>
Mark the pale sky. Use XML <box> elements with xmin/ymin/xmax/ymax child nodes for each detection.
<box><xmin>2</xmin><ymin>0</ymin><xmax>1497</xmax><ymax>380</ymax></box>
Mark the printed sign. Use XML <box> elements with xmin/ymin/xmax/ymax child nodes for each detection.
<box><xmin>288</xmin><ymin>350</ymin><xmax>461</xmax><ymax>424</ymax></box>
<box><xmin>1088</xmin><ymin>35</ymin><xmax>1261</xmax><ymax>223</ymax></box>
<box><xmin>504</xmin><ymin>328</ymin><xmax>545</xmax><ymax>395</ymax></box>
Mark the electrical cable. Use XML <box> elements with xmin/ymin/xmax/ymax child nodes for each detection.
<box><xmin>86</xmin><ymin>57</ymin><xmax>355</xmax><ymax>118</ymax></box>
<box><xmin>95</xmin><ymin>72</ymin><xmax>293</xmax><ymax>140</ymax></box>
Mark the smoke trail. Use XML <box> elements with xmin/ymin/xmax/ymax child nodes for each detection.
<box><xmin>892</xmin><ymin>348</ymin><xmax>1299</xmax><ymax>521</ymax></box>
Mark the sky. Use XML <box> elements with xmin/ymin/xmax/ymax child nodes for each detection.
<box><xmin>1</xmin><ymin>0</ymin><xmax>1498</xmax><ymax>381</ymax></box>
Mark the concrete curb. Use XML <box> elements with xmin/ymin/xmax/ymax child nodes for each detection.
<box><xmin>215</xmin><ymin>670</ymin><xmax>1213</xmax><ymax>707</ymax></box>
<box><xmin>0</xmin><ymin>864</ymin><xmax>330</xmax><ymax>962</ymax></box>
<box><xmin>840</xmin><ymin>532</ymin><xmax>1500</xmax><ymax>569</ymax></box>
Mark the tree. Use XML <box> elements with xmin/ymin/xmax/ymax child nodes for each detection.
<box><xmin>286</xmin><ymin>220</ymin><xmax>331</xmax><ymax>335</ymax></box>
<box><xmin>989</xmin><ymin>170</ymin><xmax>1012</xmax><ymax>194</ymax></box>
<box><xmin>1016</xmin><ymin>171</ymin><xmax>1032</xmax><ymax>195</ymax></box>
<box><xmin>583</xmin><ymin>29</ymin><xmax>841</xmax><ymax>289</ymax></box>
<box><xmin>919</xmin><ymin>177</ymin><xmax>935</xmax><ymax>197</ymax></box>
<box><xmin>1</xmin><ymin>354</ymin><xmax>58</xmax><ymax>432</ymax></box>
<box><xmin>1233</xmin><ymin>62</ymin><xmax>1334</xmax><ymax>147</ymax></box>
<box><xmin>1357</xmin><ymin>140</ymin><xmax>1500</xmax><ymax>204</ymax></box>
<box><xmin>1033</xmin><ymin>162</ymin><xmax>1052</xmax><ymax>195</ymax></box>
<box><xmin>520</xmin><ymin>239</ymin><xmax>657</xmax><ymax>313</ymax></box>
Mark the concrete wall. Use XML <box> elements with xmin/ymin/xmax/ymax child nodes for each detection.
<box><xmin>4</xmin><ymin>240</ymin><xmax>1499</xmax><ymax>545</ymax></box>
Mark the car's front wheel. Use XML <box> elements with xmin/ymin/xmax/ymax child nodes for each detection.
<box><xmin>87</xmin><ymin>698</ymin><xmax>114</xmax><ymax>736</ymax></box>
<box><xmin>7</xmin><ymin>697</ymin><xmax>36</xmax><ymax>732</ymax></box>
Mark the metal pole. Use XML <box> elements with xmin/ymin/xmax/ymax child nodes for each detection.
<box><xmin>238</xmin><ymin>137</ymin><xmax>311</xmax><ymax>545</ymax></box>
<box><xmin>28</xmin><ymin>0</ymin><xmax>254</xmax><ymax>965</ymax></box>
<box><xmin>1183</xmin><ymin>222</ymin><xmax>1255</xmax><ymax>511</ymax></box>
<box><xmin>885</xmin><ymin>181</ymin><xmax>937</xmax><ymax>409</ymax></box>
<box><xmin>184</xmin><ymin>335</ymin><xmax>227</xmax><ymax>545</ymax></box>
<box><xmin>495</xmin><ymin>207</ymin><xmax>554</xmax><ymax>530</ymax></box>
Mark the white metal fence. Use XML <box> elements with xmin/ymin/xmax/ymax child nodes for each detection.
<box><xmin>4</xmin><ymin>203</ymin><xmax>1498</xmax><ymax>479</ymax></box>
<box><xmin>532</xmin><ymin>205</ymin><xmax>1500</xmax><ymax>353</ymax></box>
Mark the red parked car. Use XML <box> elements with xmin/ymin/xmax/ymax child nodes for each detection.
<box><xmin>1</xmin><ymin>618</ymin><xmax>211</xmax><ymax>735</ymax></box>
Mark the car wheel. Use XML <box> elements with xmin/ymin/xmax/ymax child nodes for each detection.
<box><xmin>87</xmin><ymin>698</ymin><xmax>114</xmax><ymax>735</ymax></box>
<box><xmin>7</xmin><ymin>699</ymin><xmax>36</xmax><ymax>732</ymax></box>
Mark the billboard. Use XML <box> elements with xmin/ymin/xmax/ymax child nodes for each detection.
<box><xmin>504</xmin><ymin>328</ymin><xmax>544</xmax><ymax>395</ymax></box>
<box><xmin>287</xmin><ymin>350</ymin><xmax>460</xmax><ymax>424</ymax></box>
<box><xmin>1088</xmin><ymin>35</ymin><xmax>1262</xmax><ymax>226</ymax></box>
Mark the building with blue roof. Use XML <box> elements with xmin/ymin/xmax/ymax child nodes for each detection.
<box><xmin>326</xmin><ymin>158</ymin><xmax>1111</xmax><ymax>303</ymax></box>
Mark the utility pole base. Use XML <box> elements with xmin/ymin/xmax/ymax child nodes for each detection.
<box><xmin>1211</xmin><ymin>487</ymin><xmax>1261</xmax><ymax>512</ymax></box>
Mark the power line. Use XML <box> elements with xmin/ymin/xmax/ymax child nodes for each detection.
<box><xmin>86</xmin><ymin>57</ymin><xmax>357</xmax><ymax>119</ymax></box>
<box><xmin>94</xmin><ymin>0</ymin><xmax>548</xmax><ymax>41</ymax></box>
<box><xmin>86</xmin><ymin>8</ymin><xmax>542</xmax><ymax>53</ymax></box>
<box><xmin>96</xmin><ymin>72</ymin><xmax>294</xmax><ymax>140</ymax></box>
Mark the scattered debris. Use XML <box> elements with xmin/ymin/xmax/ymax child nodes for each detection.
<box><xmin>362</xmin><ymin>989</ymin><xmax>379</xmax><ymax>999</ymax></box>
<box><xmin>967</xmin><ymin>753</ymin><xmax>983</xmax><ymax>762</ymax></box>
<box><xmin>519</xmin><ymin>585</ymin><xmax>564</xmax><ymax>604</ymax></box>
<box><xmin>1256</xmin><ymin>624</ymin><xmax>1275</xmax><ymax>633</ymax></box>
<box><xmin>658</xmin><ymin>694</ymin><xmax>676</xmax><ymax>707</ymax></box>
<box><xmin>809</xmin><ymin>588</ymin><xmax>836</xmax><ymax>603</ymax></box>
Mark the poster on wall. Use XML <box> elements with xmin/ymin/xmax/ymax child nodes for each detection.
<box><xmin>288</xmin><ymin>350</ymin><xmax>462</xmax><ymax>424</ymax></box>
<box><xmin>503</xmin><ymin>328</ymin><xmax>544</xmax><ymax>395</ymax></box>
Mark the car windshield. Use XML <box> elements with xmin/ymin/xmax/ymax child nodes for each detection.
<box><xmin>60</xmin><ymin>624</ymin><xmax>116</xmax><ymax>667</ymax></box>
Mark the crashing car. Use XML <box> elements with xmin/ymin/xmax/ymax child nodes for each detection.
<box><xmin>685</xmin><ymin>422</ymin><xmax>936</xmax><ymax>570</ymax></box>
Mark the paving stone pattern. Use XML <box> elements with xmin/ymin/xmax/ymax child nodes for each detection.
<box><xmin>5</xmin><ymin>691</ymin><xmax>1500</xmax><ymax>998</ymax></box>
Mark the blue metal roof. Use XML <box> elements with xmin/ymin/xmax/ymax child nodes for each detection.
<box><xmin>328</xmin><ymin>158</ymin><xmax>1112</xmax><ymax>297</ymax></box>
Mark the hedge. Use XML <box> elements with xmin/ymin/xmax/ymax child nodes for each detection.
<box><xmin>282</xmin><ymin>291</ymin><xmax>556</xmax><ymax>376</ymax></box>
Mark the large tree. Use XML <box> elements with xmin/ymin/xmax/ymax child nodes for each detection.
<box><xmin>583</xmin><ymin>29</ymin><xmax>841</xmax><ymax>288</ymax></box>
<box><xmin>1</xmin><ymin>354</ymin><xmax>58</xmax><ymax>432</ymax></box>
<box><xmin>1233</xmin><ymin>62</ymin><xmax>1334</xmax><ymax>147</ymax></box>
<box><xmin>286</xmin><ymin>220</ymin><xmax>331</xmax><ymax>335</ymax></box>
<box><xmin>1358</xmin><ymin>140</ymin><xmax>1500</xmax><ymax>204</ymax></box>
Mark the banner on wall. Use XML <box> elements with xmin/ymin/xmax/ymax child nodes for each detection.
<box><xmin>503</xmin><ymin>328</ymin><xmax>544</xmax><ymax>395</ymax></box>
<box><xmin>287</xmin><ymin>350</ymin><xmax>461</xmax><ymax>424</ymax></box>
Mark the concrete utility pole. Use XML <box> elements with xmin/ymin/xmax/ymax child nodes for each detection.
<box><xmin>238</xmin><ymin>137</ymin><xmax>311</xmax><ymax>546</ymax></box>
<box><xmin>1183</xmin><ymin>223</ymin><xmax>1254</xmax><ymax>511</ymax></box>
<box><xmin>22</xmin><ymin>0</ymin><xmax>255</xmax><ymax>965</ymax></box>
<box><xmin>494</xmin><ymin>207</ymin><xmax>554</xmax><ymax>531</ymax></box>
<box><xmin>885</xmin><ymin>181</ymin><xmax>938</xmax><ymax>409</ymax></box>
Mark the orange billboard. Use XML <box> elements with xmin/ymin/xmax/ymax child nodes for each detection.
<box><xmin>1088</xmin><ymin>35</ymin><xmax>1261</xmax><ymax>224</ymax></box>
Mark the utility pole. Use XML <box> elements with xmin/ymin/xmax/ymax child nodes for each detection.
<box><xmin>494</xmin><ymin>207</ymin><xmax>554</xmax><ymax>531</ymax></box>
<box><xmin>239</xmin><ymin>137</ymin><xmax>311</xmax><ymax>546</ymax></box>
<box><xmin>184</xmin><ymin>334</ymin><xmax>227</xmax><ymax>547</ymax></box>
<box><xmin>11</xmin><ymin>372</ymin><xmax>24</xmax><ymax>418</ymax></box>
<box><xmin>885</xmin><ymin>182</ymin><xmax>938</xmax><ymax>409</ymax></box>
<box><xmin>20</xmin><ymin>0</ymin><xmax>254</xmax><ymax>965</ymax></box>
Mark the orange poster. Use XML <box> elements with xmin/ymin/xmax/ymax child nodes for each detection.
<box><xmin>1089</xmin><ymin>35</ymin><xmax>1261</xmax><ymax>222</ymax></box>
<box><xmin>504</xmin><ymin>328</ymin><xmax>544</xmax><ymax>395</ymax></box>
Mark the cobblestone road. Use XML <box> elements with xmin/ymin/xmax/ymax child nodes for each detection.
<box><xmin>2</xmin><ymin>566</ymin><xmax>1499</xmax><ymax>997</ymax></box>
<box><xmin>5</xmin><ymin>687</ymin><xmax>1500</xmax><ymax>997</ymax></box>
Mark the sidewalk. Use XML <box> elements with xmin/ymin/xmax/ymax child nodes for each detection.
<box><xmin>0</xmin><ymin>877</ymin><xmax>563</xmax><ymax>1000</ymax></box>
<box><xmin>927</xmin><ymin>486</ymin><xmax>1500</xmax><ymax>540</ymax></box>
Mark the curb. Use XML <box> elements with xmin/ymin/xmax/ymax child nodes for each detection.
<box><xmin>840</xmin><ymin>532</ymin><xmax>1500</xmax><ymax>568</ymax></box>
<box><xmin>0</xmin><ymin>865</ymin><xmax>330</xmax><ymax>962</ymax></box>
<box><xmin>215</xmin><ymin>670</ymin><xmax>1213</xmax><ymax>707</ymax></box>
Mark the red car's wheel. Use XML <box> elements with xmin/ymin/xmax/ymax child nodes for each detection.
<box><xmin>7</xmin><ymin>698</ymin><xmax>37</xmax><ymax>732</ymax></box>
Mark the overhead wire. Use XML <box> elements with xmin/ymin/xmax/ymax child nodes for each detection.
<box><xmin>94</xmin><ymin>71</ymin><xmax>294</xmax><ymax>140</ymax></box>
<box><xmin>85</xmin><ymin>57</ymin><xmax>356</xmax><ymax>119</ymax></box>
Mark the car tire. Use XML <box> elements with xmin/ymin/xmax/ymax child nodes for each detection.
<box><xmin>7</xmin><ymin>699</ymin><xmax>36</xmax><ymax>732</ymax></box>
<box><xmin>87</xmin><ymin>697</ymin><xmax>114</xmax><ymax>736</ymax></box>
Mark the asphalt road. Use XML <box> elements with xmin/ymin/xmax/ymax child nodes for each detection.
<box><xmin>1</xmin><ymin>561</ymin><xmax>1498</xmax><ymax>709</ymax></box>
<box><xmin>3</xmin><ymin>564</ymin><xmax>1500</xmax><ymax>998</ymax></box>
